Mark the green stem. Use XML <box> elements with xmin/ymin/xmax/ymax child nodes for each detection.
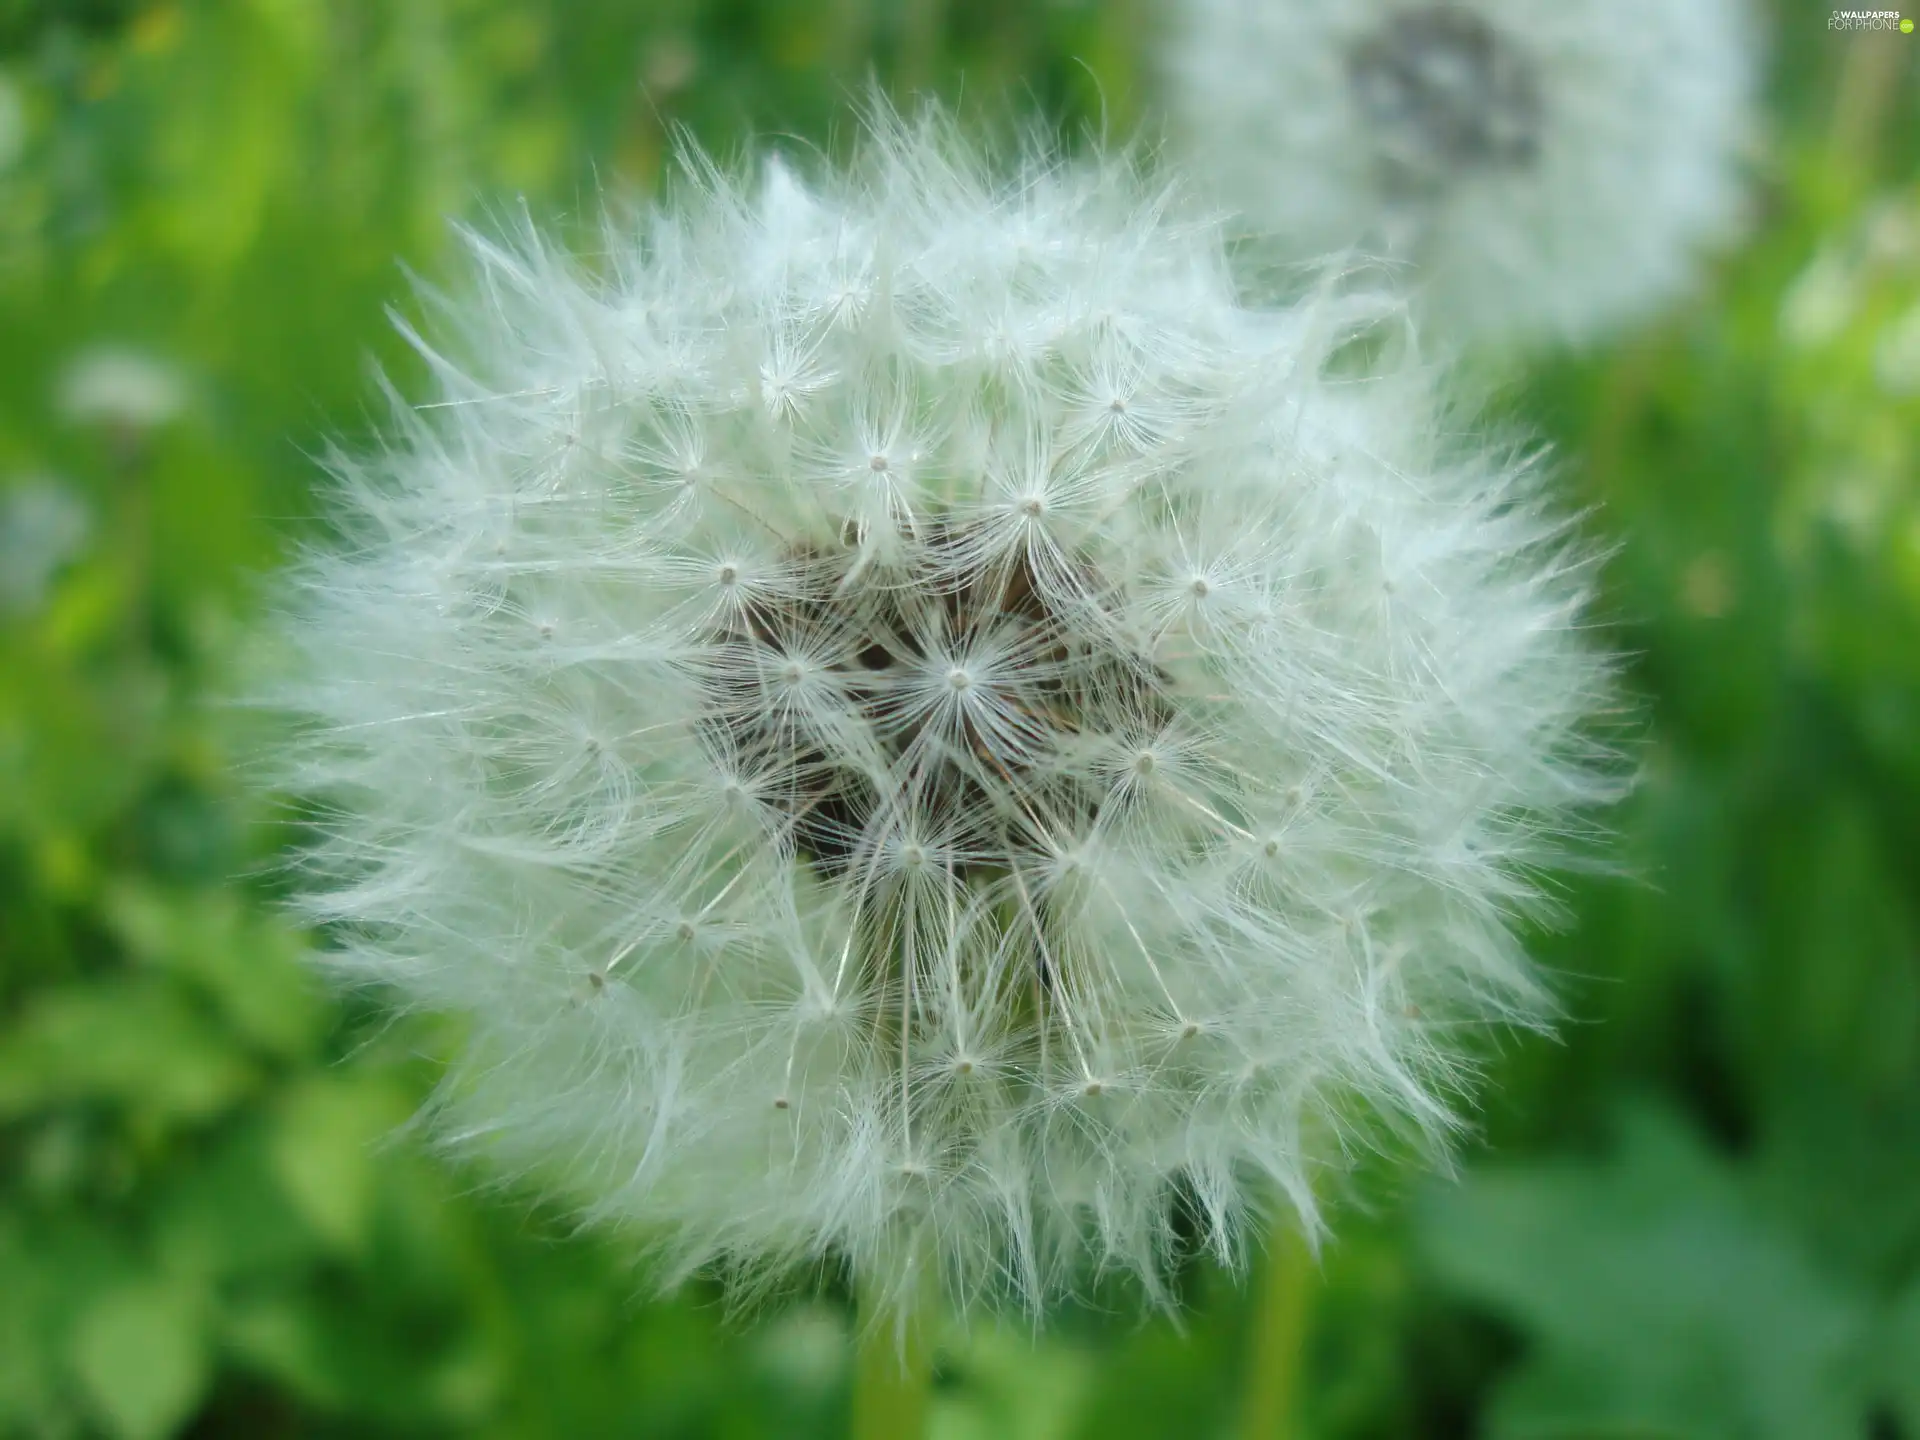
<box><xmin>851</xmin><ymin>1270</ymin><xmax>933</xmax><ymax>1440</ymax></box>
<box><xmin>1238</xmin><ymin>1221</ymin><xmax>1315</xmax><ymax>1440</ymax></box>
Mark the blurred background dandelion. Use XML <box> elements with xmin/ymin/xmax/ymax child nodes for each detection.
<box><xmin>0</xmin><ymin>2</ymin><xmax>1916</xmax><ymax>1438</ymax></box>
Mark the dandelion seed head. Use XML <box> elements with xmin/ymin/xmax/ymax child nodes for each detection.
<box><xmin>268</xmin><ymin>108</ymin><xmax>1618</xmax><ymax>1313</ymax></box>
<box><xmin>1347</xmin><ymin>6</ymin><xmax>1544</xmax><ymax>186</ymax></box>
<box><xmin>1168</xmin><ymin>0</ymin><xmax>1759</xmax><ymax>347</ymax></box>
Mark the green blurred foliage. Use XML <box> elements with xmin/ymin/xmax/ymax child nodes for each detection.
<box><xmin>0</xmin><ymin>2</ymin><xmax>1915</xmax><ymax>1436</ymax></box>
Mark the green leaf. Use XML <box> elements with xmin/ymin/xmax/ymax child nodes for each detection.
<box><xmin>220</xmin><ymin>1293</ymin><xmax>351</xmax><ymax>1413</ymax></box>
<box><xmin>222</xmin><ymin>1285</ymin><xmax>495</xmax><ymax>1430</ymax></box>
<box><xmin>68</xmin><ymin>1278</ymin><xmax>211</xmax><ymax>1440</ymax></box>
<box><xmin>0</xmin><ymin>1216</ymin><xmax>143</xmax><ymax>1436</ymax></box>
<box><xmin>0</xmin><ymin>976</ymin><xmax>255</xmax><ymax>1124</ymax></box>
<box><xmin>0</xmin><ymin>1218</ymin><xmax>64</xmax><ymax>1427</ymax></box>
<box><xmin>1419</xmin><ymin>1104</ymin><xmax>1874</xmax><ymax>1439</ymax></box>
<box><xmin>1876</xmin><ymin>1280</ymin><xmax>1920</xmax><ymax>1434</ymax></box>
<box><xmin>942</xmin><ymin>1325</ymin><xmax>1093</xmax><ymax>1440</ymax></box>
<box><xmin>268</xmin><ymin>1071</ymin><xmax>411</xmax><ymax>1256</ymax></box>
<box><xmin>101</xmin><ymin>881</ymin><xmax>328</xmax><ymax>1059</ymax></box>
<box><xmin>152</xmin><ymin>1121</ymin><xmax>319</xmax><ymax>1282</ymax></box>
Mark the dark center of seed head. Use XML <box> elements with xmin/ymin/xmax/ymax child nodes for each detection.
<box><xmin>1347</xmin><ymin>6</ymin><xmax>1543</xmax><ymax>189</ymax></box>
<box><xmin>697</xmin><ymin>522</ymin><xmax>1169</xmax><ymax>880</ymax></box>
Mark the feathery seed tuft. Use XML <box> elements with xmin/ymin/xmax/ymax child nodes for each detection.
<box><xmin>267</xmin><ymin>110</ymin><xmax>1618</xmax><ymax>1312</ymax></box>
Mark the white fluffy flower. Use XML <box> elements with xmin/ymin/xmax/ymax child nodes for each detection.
<box><xmin>58</xmin><ymin>345</ymin><xmax>188</xmax><ymax>431</ymax></box>
<box><xmin>271</xmin><ymin>112</ymin><xmax>1615</xmax><ymax>1312</ymax></box>
<box><xmin>1167</xmin><ymin>0</ymin><xmax>1758</xmax><ymax>347</ymax></box>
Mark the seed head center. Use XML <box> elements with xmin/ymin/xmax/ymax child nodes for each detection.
<box><xmin>697</xmin><ymin>521</ymin><xmax>1172</xmax><ymax>882</ymax></box>
<box><xmin>1347</xmin><ymin>7</ymin><xmax>1543</xmax><ymax>188</ymax></box>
